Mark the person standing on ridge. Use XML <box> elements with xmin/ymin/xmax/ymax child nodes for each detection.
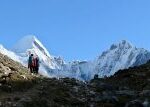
<box><xmin>35</xmin><ymin>55</ymin><xmax>40</xmax><ymax>74</ymax></box>
<box><xmin>32</xmin><ymin>55</ymin><xmax>40</xmax><ymax>74</ymax></box>
<box><xmin>28</xmin><ymin>54</ymin><xmax>34</xmax><ymax>73</ymax></box>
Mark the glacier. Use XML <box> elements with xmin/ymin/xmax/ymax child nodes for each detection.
<box><xmin>0</xmin><ymin>35</ymin><xmax>150</xmax><ymax>81</ymax></box>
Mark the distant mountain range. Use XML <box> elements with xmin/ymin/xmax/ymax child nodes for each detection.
<box><xmin>0</xmin><ymin>35</ymin><xmax>150</xmax><ymax>80</ymax></box>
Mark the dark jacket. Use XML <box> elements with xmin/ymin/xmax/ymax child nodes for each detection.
<box><xmin>28</xmin><ymin>55</ymin><xmax>33</xmax><ymax>68</ymax></box>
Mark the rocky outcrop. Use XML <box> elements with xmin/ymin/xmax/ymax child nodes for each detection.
<box><xmin>1</xmin><ymin>51</ymin><xmax>150</xmax><ymax>107</ymax></box>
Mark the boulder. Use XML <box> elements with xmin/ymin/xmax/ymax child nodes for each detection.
<box><xmin>125</xmin><ymin>100</ymin><xmax>144</xmax><ymax>107</ymax></box>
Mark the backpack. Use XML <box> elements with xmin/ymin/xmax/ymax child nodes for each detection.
<box><xmin>32</xmin><ymin>58</ymin><xmax>37</xmax><ymax>67</ymax></box>
<box><xmin>36</xmin><ymin>57</ymin><xmax>39</xmax><ymax>67</ymax></box>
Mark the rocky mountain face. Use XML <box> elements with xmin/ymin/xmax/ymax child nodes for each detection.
<box><xmin>1</xmin><ymin>35</ymin><xmax>150</xmax><ymax>81</ymax></box>
<box><xmin>0</xmin><ymin>52</ymin><xmax>40</xmax><ymax>106</ymax></box>
<box><xmin>94</xmin><ymin>40</ymin><xmax>150</xmax><ymax>77</ymax></box>
<box><xmin>61</xmin><ymin>40</ymin><xmax>150</xmax><ymax>80</ymax></box>
<box><xmin>1</xmin><ymin>51</ymin><xmax>150</xmax><ymax>107</ymax></box>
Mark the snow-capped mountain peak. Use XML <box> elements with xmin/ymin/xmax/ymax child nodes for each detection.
<box><xmin>110</xmin><ymin>40</ymin><xmax>133</xmax><ymax>50</ymax></box>
<box><xmin>11</xmin><ymin>35</ymin><xmax>64</xmax><ymax>77</ymax></box>
<box><xmin>94</xmin><ymin>40</ymin><xmax>150</xmax><ymax>77</ymax></box>
<box><xmin>12</xmin><ymin>35</ymin><xmax>51</xmax><ymax>58</ymax></box>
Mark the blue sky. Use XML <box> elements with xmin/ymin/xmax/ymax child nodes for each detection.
<box><xmin>0</xmin><ymin>0</ymin><xmax>150</xmax><ymax>61</ymax></box>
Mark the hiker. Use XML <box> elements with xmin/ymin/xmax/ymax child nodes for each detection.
<box><xmin>28</xmin><ymin>54</ymin><xmax>34</xmax><ymax>73</ymax></box>
<box><xmin>33</xmin><ymin>55</ymin><xmax>40</xmax><ymax>74</ymax></box>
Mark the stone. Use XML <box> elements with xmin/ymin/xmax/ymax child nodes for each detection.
<box><xmin>143</xmin><ymin>99</ymin><xmax>149</xmax><ymax>107</ymax></box>
<box><xmin>139</xmin><ymin>90</ymin><xmax>150</xmax><ymax>97</ymax></box>
<box><xmin>125</xmin><ymin>100</ymin><xmax>144</xmax><ymax>107</ymax></box>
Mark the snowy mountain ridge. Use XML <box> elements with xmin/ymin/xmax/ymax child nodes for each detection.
<box><xmin>0</xmin><ymin>44</ymin><xmax>20</xmax><ymax>62</ymax></box>
<box><xmin>94</xmin><ymin>40</ymin><xmax>150</xmax><ymax>77</ymax></box>
<box><xmin>1</xmin><ymin>35</ymin><xmax>150</xmax><ymax>80</ymax></box>
<box><xmin>12</xmin><ymin>35</ymin><xmax>65</xmax><ymax>77</ymax></box>
<box><xmin>12</xmin><ymin>35</ymin><xmax>51</xmax><ymax>58</ymax></box>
